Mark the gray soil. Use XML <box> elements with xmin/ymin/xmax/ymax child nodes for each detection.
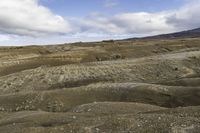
<box><xmin>0</xmin><ymin>38</ymin><xmax>200</xmax><ymax>132</ymax></box>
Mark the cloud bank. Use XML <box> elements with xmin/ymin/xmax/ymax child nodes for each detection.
<box><xmin>167</xmin><ymin>0</ymin><xmax>200</xmax><ymax>30</ymax></box>
<box><xmin>0</xmin><ymin>0</ymin><xmax>71</xmax><ymax>37</ymax></box>
<box><xmin>77</xmin><ymin>12</ymin><xmax>175</xmax><ymax>36</ymax></box>
<box><xmin>1</xmin><ymin>0</ymin><xmax>200</xmax><ymax>45</ymax></box>
<box><xmin>77</xmin><ymin>0</ymin><xmax>200</xmax><ymax>36</ymax></box>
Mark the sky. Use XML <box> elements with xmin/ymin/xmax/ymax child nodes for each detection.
<box><xmin>0</xmin><ymin>0</ymin><xmax>200</xmax><ymax>46</ymax></box>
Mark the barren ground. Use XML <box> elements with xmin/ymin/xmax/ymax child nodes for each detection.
<box><xmin>0</xmin><ymin>38</ymin><xmax>200</xmax><ymax>132</ymax></box>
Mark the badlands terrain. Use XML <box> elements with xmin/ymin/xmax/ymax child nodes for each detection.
<box><xmin>1</xmin><ymin>29</ymin><xmax>200</xmax><ymax>132</ymax></box>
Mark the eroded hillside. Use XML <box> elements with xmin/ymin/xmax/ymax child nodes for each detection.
<box><xmin>0</xmin><ymin>38</ymin><xmax>200</xmax><ymax>132</ymax></box>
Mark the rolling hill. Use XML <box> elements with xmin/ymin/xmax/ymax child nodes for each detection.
<box><xmin>0</xmin><ymin>29</ymin><xmax>200</xmax><ymax>132</ymax></box>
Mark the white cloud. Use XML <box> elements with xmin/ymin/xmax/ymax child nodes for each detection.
<box><xmin>112</xmin><ymin>12</ymin><xmax>175</xmax><ymax>34</ymax></box>
<box><xmin>0</xmin><ymin>35</ymin><xmax>11</xmax><ymax>42</ymax></box>
<box><xmin>76</xmin><ymin>13</ymin><xmax>124</xmax><ymax>34</ymax></box>
<box><xmin>0</xmin><ymin>0</ymin><xmax>71</xmax><ymax>37</ymax></box>
<box><xmin>77</xmin><ymin>0</ymin><xmax>200</xmax><ymax>36</ymax></box>
<box><xmin>76</xmin><ymin>12</ymin><xmax>176</xmax><ymax>36</ymax></box>
<box><xmin>166</xmin><ymin>0</ymin><xmax>200</xmax><ymax>30</ymax></box>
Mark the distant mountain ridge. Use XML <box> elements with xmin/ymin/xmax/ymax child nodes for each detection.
<box><xmin>127</xmin><ymin>28</ymin><xmax>200</xmax><ymax>40</ymax></box>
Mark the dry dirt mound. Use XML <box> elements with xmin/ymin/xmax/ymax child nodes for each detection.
<box><xmin>0</xmin><ymin>38</ymin><xmax>200</xmax><ymax>132</ymax></box>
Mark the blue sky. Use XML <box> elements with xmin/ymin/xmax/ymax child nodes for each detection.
<box><xmin>41</xmin><ymin>0</ymin><xmax>185</xmax><ymax>16</ymax></box>
<box><xmin>0</xmin><ymin>0</ymin><xmax>199</xmax><ymax>45</ymax></box>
